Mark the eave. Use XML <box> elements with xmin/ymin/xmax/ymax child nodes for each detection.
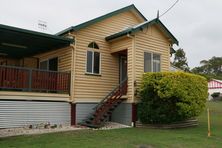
<box><xmin>105</xmin><ymin>18</ymin><xmax>179</xmax><ymax>45</ymax></box>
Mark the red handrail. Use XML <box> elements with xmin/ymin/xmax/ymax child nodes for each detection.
<box><xmin>0</xmin><ymin>65</ymin><xmax>70</xmax><ymax>94</ymax></box>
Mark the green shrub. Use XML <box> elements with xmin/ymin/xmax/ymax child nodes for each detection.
<box><xmin>211</xmin><ymin>92</ymin><xmax>220</xmax><ymax>98</ymax></box>
<box><xmin>138</xmin><ymin>72</ymin><xmax>208</xmax><ymax>124</ymax></box>
<box><xmin>211</xmin><ymin>92</ymin><xmax>222</xmax><ymax>101</ymax></box>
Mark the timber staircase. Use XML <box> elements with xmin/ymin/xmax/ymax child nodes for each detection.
<box><xmin>79</xmin><ymin>79</ymin><xmax>127</xmax><ymax>128</ymax></box>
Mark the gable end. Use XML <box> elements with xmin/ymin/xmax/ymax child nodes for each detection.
<box><xmin>56</xmin><ymin>4</ymin><xmax>147</xmax><ymax>36</ymax></box>
<box><xmin>106</xmin><ymin>18</ymin><xmax>179</xmax><ymax>45</ymax></box>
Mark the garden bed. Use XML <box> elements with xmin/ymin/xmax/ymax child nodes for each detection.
<box><xmin>136</xmin><ymin>119</ymin><xmax>198</xmax><ymax>129</ymax></box>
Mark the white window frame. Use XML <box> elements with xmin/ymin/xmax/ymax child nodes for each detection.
<box><xmin>144</xmin><ymin>51</ymin><xmax>161</xmax><ymax>72</ymax></box>
<box><xmin>86</xmin><ymin>49</ymin><xmax>101</xmax><ymax>75</ymax></box>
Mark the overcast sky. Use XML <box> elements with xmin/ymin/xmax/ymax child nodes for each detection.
<box><xmin>0</xmin><ymin>0</ymin><xmax>221</xmax><ymax>68</ymax></box>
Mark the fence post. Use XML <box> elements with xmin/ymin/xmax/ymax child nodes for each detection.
<box><xmin>207</xmin><ymin>108</ymin><xmax>211</xmax><ymax>137</ymax></box>
<box><xmin>28</xmin><ymin>69</ymin><xmax>32</xmax><ymax>92</ymax></box>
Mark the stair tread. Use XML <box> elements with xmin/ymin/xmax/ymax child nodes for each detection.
<box><xmin>80</xmin><ymin>80</ymin><xmax>127</xmax><ymax>128</ymax></box>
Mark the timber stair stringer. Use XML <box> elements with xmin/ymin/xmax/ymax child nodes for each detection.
<box><xmin>79</xmin><ymin>79</ymin><xmax>127</xmax><ymax>128</ymax></box>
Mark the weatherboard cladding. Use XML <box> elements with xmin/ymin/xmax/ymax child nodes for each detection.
<box><xmin>56</xmin><ymin>4</ymin><xmax>147</xmax><ymax>36</ymax></box>
<box><xmin>35</xmin><ymin>46</ymin><xmax>72</xmax><ymax>72</ymax></box>
<box><xmin>72</xmin><ymin>10</ymin><xmax>142</xmax><ymax>102</ymax></box>
<box><xmin>67</xmin><ymin>6</ymin><xmax>175</xmax><ymax>103</ymax></box>
<box><xmin>55</xmin><ymin>4</ymin><xmax>178</xmax><ymax>46</ymax></box>
<box><xmin>134</xmin><ymin>25</ymin><xmax>171</xmax><ymax>101</ymax></box>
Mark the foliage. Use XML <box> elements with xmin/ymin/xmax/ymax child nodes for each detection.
<box><xmin>211</xmin><ymin>92</ymin><xmax>222</xmax><ymax>101</ymax></box>
<box><xmin>192</xmin><ymin>56</ymin><xmax>222</xmax><ymax>80</ymax></box>
<box><xmin>172</xmin><ymin>48</ymin><xmax>190</xmax><ymax>72</ymax></box>
<box><xmin>138</xmin><ymin>72</ymin><xmax>208</xmax><ymax>124</ymax></box>
<box><xmin>211</xmin><ymin>92</ymin><xmax>220</xmax><ymax>98</ymax></box>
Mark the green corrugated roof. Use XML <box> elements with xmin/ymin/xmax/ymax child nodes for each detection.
<box><xmin>56</xmin><ymin>4</ymin><xmax>147</xmax><ymax>36</ymax></box>
<box><xmin>0</xmin><ymin>24</ymin><xmax>73</xmax><ymax>43</ymax></box>
<box><xmin>0</xmin><ymin>24</ymin><xmax>73</xmax><ymax>58</ymax></box>
<box><xmin>105</xmin><ymin>18</ymin><xmax>179</xmax><ymax>45</ymax></box>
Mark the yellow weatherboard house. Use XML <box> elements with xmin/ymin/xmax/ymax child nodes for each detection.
<box><xmin>0</xmin><ymin>4</ymin><xmax>178</xmax><ymax>128</ymax></box>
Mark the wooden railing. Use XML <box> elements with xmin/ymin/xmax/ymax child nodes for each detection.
<box><xmin>80</xmin><ymin>79</ymin><xmax>127</xmax><ymax>127</ymax></box>
<box><xmin>0</xmin><ymin>65</ymin><xmax>70</xmax><ymax>94</ymax></box>
<box><xmin>93</xmin><ymin>78</ymin><xmax>128</xmax><ymax>110</ymax></box>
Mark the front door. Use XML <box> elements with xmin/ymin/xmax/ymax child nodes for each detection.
<box><xmin>120</xmin><ymin>56</ymin><xmax>127</xmax><ymax>83</ymax></box>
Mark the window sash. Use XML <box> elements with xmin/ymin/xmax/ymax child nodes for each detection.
<box><xmin>93</xmin><ymin>51</ymin><xmax>100</xmax><ymax>74</ymax></box>
<box><xmin>86</xmin><ymin>50</ymin><xmax>100</xmax><ymax>74</ymax></box>
<box><xmin>40</xmin><ymin>60</ymin><xmax>48</xmax><ymax>70</ymax></box>
<box><xmin>144</xmin><ymin>52</ymin><xmax>152</xmax><ymax>72</ymax></box>
<box><xmin>87</xmin><ymin>51</ymin><xmax>93</xmax><ymax>73</ymax></box>
<box><xmin>153</xmin><ymin>53</ymin><xmax>160</xmax><ymax>72</ymax></box>
<box><xmin>39</xmin><ymin>57</ymin><xmax>58</xmax><ymax>71</ymax></box>
<box><xmin>144</xmin><ymin>52</ymin><xmax>161</xmax><ymax>72</ymax></box>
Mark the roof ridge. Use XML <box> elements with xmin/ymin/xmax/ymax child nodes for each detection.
<box><xmin>212</xmin><ymin>79</ymin><xmax>222</xmax><ymax>83</ymax></box>
<box><xmin>56</xmin><ymin>4</ymin><xmax>147</xmax><ymax>36</ymax></box>
<box><xmin>131</xmin><ymin>18</ymin><xmax>156</xmax><ymax>29</ymax></box>
<box><xmin>105</xmin><ymin>18</ymin><xmax>178</xmax><ymax>45</ymax></box>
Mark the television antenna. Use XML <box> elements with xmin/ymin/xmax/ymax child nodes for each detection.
<box><xmin>38</xmin><ymin>20</ymin><xmax>47</xmax><ymax>32</ymax></box>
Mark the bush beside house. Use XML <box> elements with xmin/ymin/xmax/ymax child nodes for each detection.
<box><xmin>138</xmin><ymin>72</ymin><xmax>208</xmax><ymax>124</ymax></box>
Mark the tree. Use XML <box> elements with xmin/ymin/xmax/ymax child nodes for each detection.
<box><xmin>191</xmin><ymin>56</ymin><xmax>222</xmax><ymax>80</ymax></box>
<box><xmin>172</xmin><ymin>48</ymin><xmax>190</xmax><ymax>71</ymax></box>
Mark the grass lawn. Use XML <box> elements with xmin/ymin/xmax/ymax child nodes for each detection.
<box><xmin>0</xmin><ymin>102</ymin><xmax>222</xmax><ymax>148</ymax></box>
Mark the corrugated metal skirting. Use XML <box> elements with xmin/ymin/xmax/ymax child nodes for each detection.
<box><xmin>0</xmin><ymin>100</ymin><xmax>70</xmax><ymax>128</ymax></box>
<box><xmin>76</xmin><ymin>103</ymin><xmax>97</xmax><ymax>124</ymax></box>
<box><xmin>111</xmin><ymin>103</ymin><xmax>132</xmax><ymax>126</ymax></box>
<box><xmin>76</xmin><ymin>103</ymin><xmax>132</xmax><ymax>126</ymax></box>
